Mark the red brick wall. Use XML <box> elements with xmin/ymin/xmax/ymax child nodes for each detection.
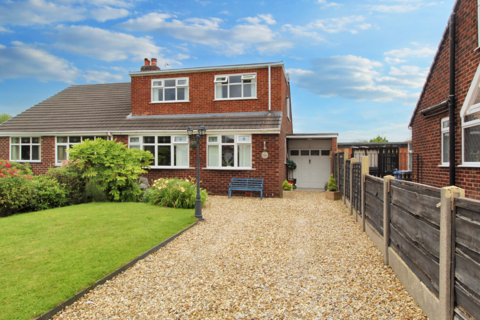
<box><xmin>142</xmin><ymin>134</ymin><xmax>283</xmax><ymax>197</ymax></box>
<box><xmin>411</xmin><ymin>0</ymin><xmax>480</xmax><ymax>199</ymax></box>
<box><xmin>131</xmin><ymin>66</ymin><xmax>286</xmax><ymax>116</ymax></box>
<box><xmin>0</xmin><ymin>136</ymin><xmax>56</xmax><ymax>175</ymax></box>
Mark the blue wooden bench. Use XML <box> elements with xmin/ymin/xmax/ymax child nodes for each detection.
<box><xmin>228</xmin><ymin>178</ymin><xmax>264</xmax><ymax>199</ymax></box>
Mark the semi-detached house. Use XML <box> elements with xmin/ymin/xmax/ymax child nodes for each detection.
<box><xmin>0</xmin><ymin>60</ymin><xmax>337</xmax><ymax>197</ymax></box>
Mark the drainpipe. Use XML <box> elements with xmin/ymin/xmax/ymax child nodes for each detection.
<box><xmin>448</xmin><ymin>12</ymin><xmax>456</xmax><ymax>186</ymax></box>
<box><xmin>268</xmin><ymin>65</ymin><xmax>271</xmax><ymax>111</ymax></box>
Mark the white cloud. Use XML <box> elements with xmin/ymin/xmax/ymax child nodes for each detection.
<box><xmin>385</xmin><ymin>57</ymin><xmax>407</xmax><ymax>64</ymax></box>
<box><xmin>258</xmin><ymin>14</ymin><xmax>276</xmax><ymax>25</ymax></box>
<box><xmin>219</xmin><ymin>10</ymin><xmax>229</xmax><ymax>14</ymax></box>
<box><xmin>118</xmin><ymin>13</ymin><xmax>291</xmax><ymax>55</ymax></box>
<box><xmin>317</xmin><ymin>0</ymin><xmax>342</xmax><ymax>8</ymax></box>
<box><xmin>366</xmin><ymin>1</ymin><xmax>438</xmax><ymax>13</ymax></box>
<box><xmin>356</xmin><ymin>23</ymin><xmax>372</xmax><ymax>30</ymax></box>
<box><xmin>91</xmin><ymin>6</ymin><xmax>129</xmax><ymax>22</ymax></box>
<box><xmin>384</xmin><ymin>44</ymin><xmax>436</xmax><ymax>58</ymax></box>
<box><xmin>83</xmin><ymin>70</ymin><xmax>123</xmax><ymax>83</ymax></box>
<box><xmin>281</xmin><ymin>24</ymin><xmax>325</xmax><ymax>42</ymax></box>
<box><xmin>175</xmin><ymin>53</ymin><xmax>190</xmax><ymax>60</ymax></box>
<box><xmin>310</xmin><ymin>16</ymin><xmax>368</xmax><ymax>34</ymax></box>
<box><xmin>0</xmin><ymin>0</ymin><xmax>86</xmax><ymax>27</ymax></box>
<box><xmin>52</xmin><ymin>25</ymin><xmax>179</xmax><ymax>65</ymax></box>
<box><xmin>339</xmin><ymin>123</ymin><xmax>411</xmax><ymax>142</ymax></box>
<box><xmin>287</xmin><ymin>55</ymin><xmax>411</xmax><ymax>102</ymax></box>
<box><xmin>0</xmin><ymin>41</ymin><xmax>78</xmax><ymax>82</ymax></box>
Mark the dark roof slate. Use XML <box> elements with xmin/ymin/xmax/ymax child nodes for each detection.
<box><xmin>0</xmin><ymin>83</ymin><xmax>282</xmax><ymax>133</ymax></box>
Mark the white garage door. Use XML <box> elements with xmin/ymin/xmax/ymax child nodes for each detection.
<box><xmin>288</xmin><ymin>139</ymin><xmax>332</xmax><ymax>189</ymax></box>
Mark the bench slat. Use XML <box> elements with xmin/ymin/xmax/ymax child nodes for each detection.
<box><xmin>228</xmin><ymin>177</ymin><xmax>264</xmax><ymax>200</ymax></box>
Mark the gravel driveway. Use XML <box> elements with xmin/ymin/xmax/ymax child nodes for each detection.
<box><xmin>55</xmin><ymin>192</ymin><xmax>427</xmax><ymax>319</ymax></box>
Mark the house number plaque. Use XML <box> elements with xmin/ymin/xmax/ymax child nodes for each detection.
<box><xmin>261</xmin><ymin>151</ymin><xmax>269</xmax><ymax>159</ymax></box>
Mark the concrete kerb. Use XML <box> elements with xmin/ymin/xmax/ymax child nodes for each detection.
<box><xmin>34</xmin><ymin>220</ymin><xmax>200</xmax><ymax>320</ymax></box>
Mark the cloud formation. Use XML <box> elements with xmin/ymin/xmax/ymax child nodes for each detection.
<box><xmin>83</xmin><ymin>70</ymin><xmax>123</xmax><ymax>83</ymax></box>
<box><xmin>91</xmin><ymin>6</ymin><xmax>129</xmax><ymax>22</ymax></box>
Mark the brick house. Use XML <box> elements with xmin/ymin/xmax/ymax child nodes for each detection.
<box><xmin>409</xmin><ymin>0</ymin><xmax>480</xmax><ymax>200</ymax></box>
<box><xmin>0</xmin><ymin>61</ymin><xmax>337</xmax><ymax>196</ymax></box>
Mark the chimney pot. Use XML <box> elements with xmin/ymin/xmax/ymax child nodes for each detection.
<box><xmin>152</xmin><ymin>58</ymin><xmax>157</xmax><ymax>66</ymax></box>
<box><xmin>144</xmin><ymin>58</ymin><xmax>150</xmax><ymax>66</ymax></box>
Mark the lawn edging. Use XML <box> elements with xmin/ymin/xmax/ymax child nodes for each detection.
<box><xmin>33</xmin><ymin>220</ymin><xmax>199</xmax><ymax>320</ymax></box>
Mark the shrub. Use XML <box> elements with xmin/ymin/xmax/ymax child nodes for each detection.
<box><xmin>149</xmin><ymin>178</ymin><xmax>207</xmax><ymax>209</ymax></box>
<box><xmin>0</xmin><ymin>160</ymin><xmax>33</xmax><ymax>178</ymax></box>
<box><xmin>286</xmin><ymin>160</ymin><xmax>297</xmax><ymax>170</ymax></box>
<box><xmin>83</xmin><ymin>181</ymin><xmax>108</xmax><ymax>202</ymax></box>
<box><xmin>0</xmin><ymin>176</ymin><xmax>34</xmax><ymax>216</ymax></box>
<box><xmin>283</xmin><ymin>180</ymin><xmax>293</xmax><ymax>191</ymax></box>
<box><xmin>67</xmin><ymin>139</ymin><xmax>154</xmax><ymax>202</ymax></box>
<box><xmin>327</xmin><ymin>174</ymin><xmax>337</xmax><ymax>191</ymax></box>
<box><xmin>47</xmin><ymin>165</ymin><xmax>86</xmax><ymax>205</ymax></box>
<box><xmin>142</xmin><ymin>188</ymin><xmax>156</xmax><ymax>203</ymax></box>
<box><xmin>31</xmin><ymin>175</ymin><xmax>68</xmax><ymax>211</ymax></box>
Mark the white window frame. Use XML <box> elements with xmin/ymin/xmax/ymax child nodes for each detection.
<box><xmin>461</xmin><ymin>115</ymin><xmax>480</xmax><ymax>166</ymax></box>
<box><xmin>151</xmin><ymin>78</ymin><xmax>189</xmax><ymax>103</ymax></box>
<box><xmin>214</xmin><ymin>73</ymin><xmax>257</xmax><ymax>101</ymax></box>
<box><xmin>441</xmin><ymin>117</ymin><xmax>450</xmax><ymax>166</ymax></box>
<box><xmin>206</xmin><ymin>134</ymin><xmax>252</xmax><ymax>169</ymax></box>
<box><xmin>478</xmin><ymin>0</ymin><xmax>480</xmax><ymax>48</ymax></box>
<box><xmin>128</xmin><ymin>135</ymin><xmax>189</xmax><ymax>169</ymax></box>
<box><xmin>10</xmin><ymin>137</ymin><xmax>41</xmax><ymax>162</ymax></box>
<box><xmin>55</xmin><ymin>135</ymin><xmax>109</xmax><ymax>165</ymax></box>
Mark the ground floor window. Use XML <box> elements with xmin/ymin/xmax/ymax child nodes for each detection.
<box><xmin>56</xmin><ymin>135</ymin><xmax>109</xmax><ymax>164</ymax></box>
<box><xmin>441</xmin><ymin>117</ymin><xmax>449</xmax><ymax>165</ymax></box>
<box><xmin>10</xmin><ymin>137</ymin><xmax>41</xmax><ymax>162</ymax></box>
<box><xmin>128</xmin><ymin>135</ymin><xmax>189</xmax><ymax>168</ymax></box>
<box><xmin>207</xmin><ymin>135</ymin><xmax>252</xmax><ymax>168</ymax></box>
<box><xmin>463</xmin><ymin>115</ymin><xmax>480</xmax><ymax>164</ymax></box>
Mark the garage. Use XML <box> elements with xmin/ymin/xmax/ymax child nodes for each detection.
<box><xmin>287</xmin><ymin>134</ymin><xmax>337</xmax><ymax>189</ymax></box>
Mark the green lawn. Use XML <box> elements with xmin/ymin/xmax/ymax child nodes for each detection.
<box><xmin>0</xmin><ymin>202</ymin><xmax>196</xmax><ymax>320</ymax></box>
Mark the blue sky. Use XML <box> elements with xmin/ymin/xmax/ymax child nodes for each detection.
<box><xmin>0</xmin><ymin>0</ymin><xmax>453</xmax><ymax>142</ymax></box>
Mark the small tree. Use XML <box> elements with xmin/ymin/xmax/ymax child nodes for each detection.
<box><xmin>369</xmin><ymin>135</ymin><xmax>388</xmax><ymax>142</ymax></box>
<box><xmin>0</xmin><ymin>113</ymin><xmax>12</xmax><ymax>124</ymax></box>
<box><xmin>327</xmin><ymin>174</ymin><xmax>337</xmax><ymax>191</ymax></box>
<box><xmin>68</xmin><ymin>139</ymin><xmax>154</xmax><ymax>202</ymax></box>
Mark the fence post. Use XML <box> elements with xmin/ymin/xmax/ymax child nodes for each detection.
<box><xmin>383</xmin><ymin>175</ymin><xmax>394</xmax><ymax>264</ymax></box>
<box><xmin>350</xmin><ymin>158</ymin><xmax>356</xmax><ymax>215</ymax></box>
<box><xmin>439</xmin><ymin>186</ymin><xmax>465</xmax><ymax>320</ymax></box>
<box><xmin>343</xmin><ymin>149</ymin><xmax>349</xmax><ymax>205</ymax></box>
<box><xmin>361</xmin><ymin>156</ymin><xmax>369</xmax><ymax>232</ymax></box>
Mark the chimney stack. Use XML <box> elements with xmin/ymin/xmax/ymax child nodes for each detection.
<box><xmin>141</xmin><ymin>57</ymin><xmax>160</xmax><ymax>71</ymax></box>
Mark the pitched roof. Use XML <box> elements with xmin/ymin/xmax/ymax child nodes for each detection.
<box><xmin>0</xmin><ymin>83</ymin><xmax>282</xmax><ymax>134</ymax></box>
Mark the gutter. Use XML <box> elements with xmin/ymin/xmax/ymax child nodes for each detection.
<box><xmin>448</xmin><ymin>12</ymin><xmax>456</xmax><ymax>186</ymax></box>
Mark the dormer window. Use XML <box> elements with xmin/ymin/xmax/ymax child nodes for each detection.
<box><xmin>151</xmin><ymin>78</ymin><xmax>189</xmax><ymax>103</ymax></box>
<box><xmin>214</xmin><ymin>73</ymin><xmax>257</xmax><ymax>100</ymax></box>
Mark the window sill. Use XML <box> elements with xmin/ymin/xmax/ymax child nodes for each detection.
<box><xmin>203</xmin><ymin>167</ymin><xmax>256</xmax><ymax>170</ymax></box>
<box><xmin>149</xmin><ymin>167</ymin><xmax>195</xmax><ymax>170</ymax></box>
<box><xmin>458</xmin><ymin>164</ymin><xmax>480</xmax><ymax>168</ymax></box>
<box><xmin>213</xmin><ymin>98</ymin><xmax>258</xmax><ymax>101</ymax></box>
<box><xmin>10</xmin><ymin>160</ymin><xmax>41</xmax><ymax>163</ymax></box>
<box><xmin>150</xmin><ymin>101</ymin><xmax>190</xmax><ymax>104</ymax></box>
<box><xmin>437</xmin><ymin>164</ymin><xmax>450</xmax><ymax>167</ymax></box>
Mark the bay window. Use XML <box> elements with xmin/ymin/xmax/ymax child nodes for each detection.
<box><xmin>207</xmin><ymin>135</ymin><xmax>252</xmax><ymax>168</ymax></box>
<box><xmin>441</xmin><ymin>117</ymin><xmax>449</xmax><ymax>165</ymax></box>
<box><xmin>214</xmin><ymin>74</ymin><xmax>256</xmax><ymax>100</ymax></box>
<box><xmin>151</xmin><ymin>78</ymin><xmax>189</xmax><ymax>103</ymax></box>
<box><xmin>128</xmin><ymin>135</ymin><xmax>189</xmax><ymax>168</ymax></box>
<box><xmin>10</xmin><ymin>137</ymin><xmax>41</xmax><ymax>162</ymax></box>
<box><xmin>56</xmin><ymin>136</ymin><xmax>108</xmax><ymax>164</ymax></box>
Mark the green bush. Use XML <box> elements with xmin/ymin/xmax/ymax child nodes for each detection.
<box><xmin>282</xmin><ymin>180</ymin><xmax>293</xmax><ymax>191</ymax></box>
<box><xmin>67</xmin><ymin>139</ymin><xmax>154</xmax><ymax>202</ymax></box>
<box><xmin>327</xmin><ymin>174</ymin><xmax>337</xmax><ymax>191</ymax></box>
<box><xmin>47</xmin><ymin>166</ymin><xmax>86</xmax><ymax>205</ymax></box>
<box><xmin>31</xmin><ymin>175</ymin><xmax>68</xmax><ymax>211</ymax></box>
<box><xmin>0</xmin><ymin>176</ymin><xmax>34</xmax><ymax>216</ymax></box>
<box><xmin>149</xmin><ymin>178</ymin><xmax>207</xmax><ymax>209</ymax></box>
<box><xmin>83</xmin><ymin>181</ymin><xmax>108</xmax><ymax>202</ymax></box>
<box><xmin>286</xmin><ymin>160</ymin><xmax>297</xmax><ymax>170</ymax></box>
<box><xmin>0</xmin><ymin>160</ymin><xmax>33</xmax><ymax>178</ymax></box>
<box><xmin>142</xmin><ymin>188</ymin><xmax>156</xmax><ymax>203</ymax></box>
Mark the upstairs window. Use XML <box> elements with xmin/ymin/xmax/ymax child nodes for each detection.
<box><xmin>11</xmin><ymin>137</ymin><xmax>41</xmax><ymax>162</ymax></box>
<box><xmin>214</xmin><ymin>74</ymin><xmax>256</xmax><ymax>100</ymax></box>
<box><xmin>151</xmin><ymin>78</ymin><xmax>189</xmax><ymax>103</ymax></box>
<box><xmin>441</xmin><ymin>117</ymin><xmax>449</xmax><ymax>165</ymax></box>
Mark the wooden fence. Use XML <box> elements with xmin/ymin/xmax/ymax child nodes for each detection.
<box><xmin>333</xmin><ymin>154</ymin><xmax>480</xmax><ymax>320</ymax></box>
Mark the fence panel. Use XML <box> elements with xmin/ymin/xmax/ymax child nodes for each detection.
<box><xmin>345</xmin><ymin>159</ymin><xmax>351</xmax><ymax>200</ymax></box>
<box><xmin>339</xmin><ymin>153</ymin><xmax>344</xmax><ymax>195</ymax></box>
<box><xmin>353</xmin><ymin>162</ymin><xmax>362</xmax><ymax>215</ymax></box>
<box><xmin>364</xmin><ymin>175</ymin><xmax>384</xmax><ymax>236</ymax></box>
<box><xmin>454</xmin><ymin>198</ymin><xmax>480</xmax><ymax>320</ymax></box>
<box><xmin>389</xmin><ymin>181</ymin><xmax>441</xmax><ymax>298</ymax></box>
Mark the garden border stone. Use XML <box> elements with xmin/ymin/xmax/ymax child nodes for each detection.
<box><xmin>33</xmin><ymin>220</ymin><xmax>199</xmax><ymax>320</ymax></box>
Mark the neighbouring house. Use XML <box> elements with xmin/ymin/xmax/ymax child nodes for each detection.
<box><xmin>409</xmin><ymin>0</ymin><xmax>480</xmax><ymax>199</ymax></box>
<box><xmin>0</xmin><ymin>61</ymin><xmax>337</xmax><ymax>196</ymax></box>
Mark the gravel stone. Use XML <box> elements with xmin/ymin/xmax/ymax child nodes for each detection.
<box><xmin>54</xmin><ymin>192</ymin><xmax>427</xmax><ymax>319</ymax></box>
